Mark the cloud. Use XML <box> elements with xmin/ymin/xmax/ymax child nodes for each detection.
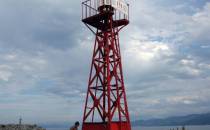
<box><xmin>121</xmin><ymin>0</ymin><xmax>210</xmax><ymax>119</ymax></box>
<box><xmin>0</xmin><ymin>0</ymin><xmax>210</xmax><ymax>124</ymax></box>
<box><xmin>0</xmin><ymin>0</ymin><xmax>84</xmax><ymax>51</ymax></box>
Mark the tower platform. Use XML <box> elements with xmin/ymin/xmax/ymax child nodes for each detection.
<box><xmin>82</xmin><ymin>12</ymin><xmax>129</xmax><ymax>30</ymax></box>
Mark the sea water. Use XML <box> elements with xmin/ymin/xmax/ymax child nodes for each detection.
<box><xmin>47</xmin><ymin>125</ymin><xmax>210</xmax><ymax>130</ymax></box>
<box><xmin>133</xmin><ymin>125</ymin><xmax>210</xmax><ymax>130</ymax></box>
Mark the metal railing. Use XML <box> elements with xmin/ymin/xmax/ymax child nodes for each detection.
<box><xmin>82</xmin><ymin>0</ymin><xmax>99</xmax><ymax>20</ymax></box>
<box><xmin>82</xmin><ymin>0</ymin><xmax>129</xmax><ymax>21</ymax></box>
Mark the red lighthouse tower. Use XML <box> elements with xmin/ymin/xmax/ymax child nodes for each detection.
<box><xmin>82</xmin><ymin>0</ymin><xmax>131</xmax><ymax>130</ymax></box>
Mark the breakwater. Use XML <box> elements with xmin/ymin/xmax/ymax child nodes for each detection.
<box><xmin>0</xmin><ymin>124</ymin><xmax>46</xmax><ymax>130</ymax></box>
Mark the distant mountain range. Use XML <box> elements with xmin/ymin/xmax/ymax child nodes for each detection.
<box><xmin>132</xmin><ymin>113</ymin><xmax>210</xmax><ymax>126</ymax></box>
<box><xmin>39</xmin><ymin>113</ymin><xmax>210</xmax><ymax>128</ymax></box>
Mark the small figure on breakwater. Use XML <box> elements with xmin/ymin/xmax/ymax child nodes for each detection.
<box><xmin>70</xmin><ymin>121</ymin><xmax>80</xmax><ymax>130</ymax></box>
<box><xmin>169</xmin><ymin>126</ymin><xmax>186</xmax><ymax>130</ymax></box>
<box><xmin>182</xmin><ymin>126</ymin><xmax>186</xmax><ymax>130</ymax></box>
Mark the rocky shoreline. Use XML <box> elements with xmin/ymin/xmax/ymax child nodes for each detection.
<box><xmin>0</xmin><ymin>124</ymin><xmax>46</xmax><ymax>130</ymax></box>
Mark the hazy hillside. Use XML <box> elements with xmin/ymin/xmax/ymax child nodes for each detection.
<box><xmin>132</xmin><ymin>113</ymin><xmax>210</xmax><ymax>126</ymax></box>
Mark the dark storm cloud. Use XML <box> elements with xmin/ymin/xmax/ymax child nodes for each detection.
<box><xmin>0</xmin><ymin>0</ymin><xmax>83</xmax><ymax>51</ymax></box>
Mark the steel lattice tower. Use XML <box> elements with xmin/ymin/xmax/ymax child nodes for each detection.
<box><xmin>82</xmin><ymin>1</ymin><xmax>131</xmax><ymax>130</ymax></box>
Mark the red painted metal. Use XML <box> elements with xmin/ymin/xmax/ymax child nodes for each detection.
<box><xmin>81</xmin><ymin>1</ymin><xmax>131</xmax><ymax>130</ymax></box>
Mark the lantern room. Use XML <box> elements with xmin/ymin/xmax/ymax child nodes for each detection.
<box><xmin>82</xmin><ymin>0</ymin><xmax>129</xmax><ymax>30</ymax></box>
